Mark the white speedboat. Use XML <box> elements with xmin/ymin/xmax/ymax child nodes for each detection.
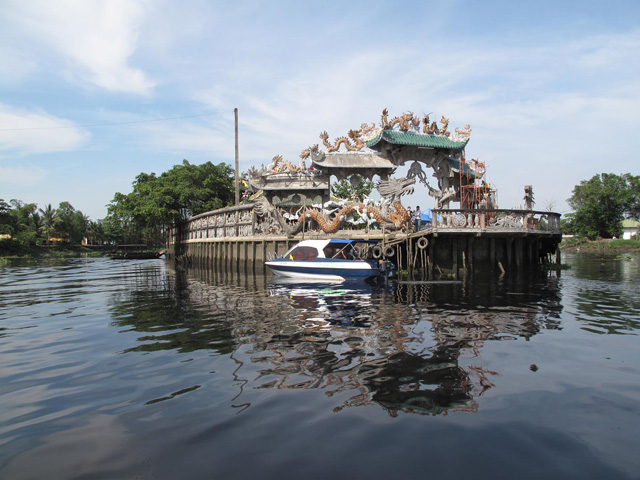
<box><xmin>265</xmin><ymin>239</ymin><xmax>394</xmax><ymax>282</ymax></box>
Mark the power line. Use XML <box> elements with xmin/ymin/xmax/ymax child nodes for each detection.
<box><xmin>0</xmin><ymin>111</ymin><xmax>231</xmax><ymax>131</ymax></box>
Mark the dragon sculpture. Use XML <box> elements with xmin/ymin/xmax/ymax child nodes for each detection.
<box><xmin>423</xmin><ymin>114</ymin><xmax>438</xmax><ymax>134</ymax></box>
<box><xmin>251</xmin><ymin>108</ymin><xmax>474</xmax><ymax>235</ymax></box>
<box><xmin>318</xmin><ymin>123</ymin><xmax>378</xmax><ymax>153</ymax></box>
<box><xmin>420</xmin><ymin>114</ymin><xmax>450</xmax><ymax>136</ymax></box>
<box><xmin>264</xmin><ymin>174</ymin><xmax>415</xmax><ymax>234</ymax></box>
<box><xmin>376</xmin><ymin>176</ymin><xmax>415</xmax><ymax>228</ymax></box>
<box><xmin>438</xmin><ymin>116</ymin><xmax>450</xmax><ymax>137</ymax></box>
<box><xmin>303</xmin><ymin>110</ymin><xmax>470</xmax><ymax>160</ymax></box>
<box><xmin>452</xmin><ymin>124</ymin><xmax>472</xmax><ymax>141</ymax></box>
<box><xmin>254</xmin><ymin>195</ymin><xmax>407</xmax><ymax>236</ymax></box>
<box><xmin>417</xmin><ymin>113</ymin><xmax>471</xmax><ymax>141</ymax></box>
<box><xmin>319</xmin><ymin>131</ymin><xmax>360</xmax><ymax>153</ymax></box>
<box><xmin>299</xmin><ymin>144</ymin><xmax>324</xmax><ymax>162</ymax></box>
<box><xmin>381</xmin><ymin>108</ymin><xmax>414</xmax><ymax>131</ymax></box>
<box><xmin>297</xmin><ymin>203</ymin><xmax>387</xmax><ymax>233</ymax></box>
<box><xmin>253</xmin><ymin>196</ymin><xmax>303</xmax><ymax>236</ymax></box>
<box><xmin>268</xmin><ymin>154</ymin><xmax>306</xmax><ymax>174</ymax></box>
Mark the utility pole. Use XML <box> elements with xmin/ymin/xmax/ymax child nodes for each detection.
<box><xmin>234</xmin><ymin>108</ymin><xmax>239</xmax><ymax>206</ymax></box>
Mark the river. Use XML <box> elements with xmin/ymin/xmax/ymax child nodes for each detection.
<box><xmin>0</xmin><ymin>253</ymin><xmax>639</xmax><ymax>479</ymax></box>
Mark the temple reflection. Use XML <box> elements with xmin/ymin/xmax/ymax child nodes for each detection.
<box><xmin>108</xmin><ymin>263</ymin><xmax>563</xmax><ymax>416</ymax></box>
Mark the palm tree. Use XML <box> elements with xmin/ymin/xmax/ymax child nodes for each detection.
<box><xmin>39</xmin><ymin>204</ymin><xmax>56</xmax><ymax>245</ymax></box>
<box><xmin>86</xmin><ymin>220</ymin><xmax>106</xmax><ymax>245</ymax></box>
<box><xmin>30</xmin><ymin>211</ymin><xmax>44</xmax><ymax>243</ymax></box>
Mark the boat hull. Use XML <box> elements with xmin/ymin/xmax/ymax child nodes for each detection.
<box><xmin>265</xmin><ymin>259</ymin><xmax>380</xmax><ymax>282</ymax></box>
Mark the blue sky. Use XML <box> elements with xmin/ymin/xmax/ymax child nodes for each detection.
<box><xmin>1</xmin><ymin>0</ymin><xmax>639</xmax><ymax>220</ymax></box>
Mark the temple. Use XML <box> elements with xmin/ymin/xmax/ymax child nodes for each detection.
<box><xmin>247</xmin><ymin>109</ymin><xmax>496</xmax><ymax>230</ymax></box>
<box><xmin>169</xmin><ymin>108</ymin><xmax>562</xmax><ymax>277</ymax></box>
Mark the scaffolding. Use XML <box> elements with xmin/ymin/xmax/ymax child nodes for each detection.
<box><xmin>459</xmin><ymin>158</ymin><xmax>496</xmax><ymax>209</ymax></box>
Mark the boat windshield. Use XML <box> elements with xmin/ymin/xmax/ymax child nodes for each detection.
<box><xmin>323</xmin><ymin>243</ymin><xmax>358</xmax><ymax>260</ymax></box>
<box><xmin>286</xmin><ymin>246</ymin><xmax>318</xmax><ymax>261</ymax></box>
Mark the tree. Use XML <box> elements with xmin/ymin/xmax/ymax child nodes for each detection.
<box><xmin>0</xmin><ymin>199</ymin><xmax>14</xmax><ymax>235</ymax></box>
<box><xmin>560</xmin><ymin>216</ymin><xmax>575</xmax><ymax>235</ymax></box>
<box><xmin>106</xmin><ymin>160</ymin><xmax>235</xmax><ymax>245</ymax></box>
<box><xmin>30</xmin><ymin>211</ymin><xmax>43</xmax><ymax>240</ymax></box>
<box><xmin>8</xmin><ymin>200</ymin><xmax>39</xmax><ymax>245</ymax></box>
<box><xmin>331</xmin><ymin>175</ymin><xmax>375</xmax><ymax>202</ymax></box>
<box><xmin>567</xmin><ymin>173</ymin><xmax>640</xmax><ymax>239</ymax></box>
<box><xmin>55</xmin><ymin>201</ymin><xmax>88</xmax><ymax>244</ymax></box>
<box><xmin>39</xmin><ymin>204</ymin><xmax>57</xmax><ymax>244</ymax></box>
<box><xmin>86</xmin><ymin>220</ymin><xmax>106</xmax><ymax>245</ymax></box>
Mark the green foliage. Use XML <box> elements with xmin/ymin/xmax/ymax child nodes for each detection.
<box><xmin>560</xmin><ymin>216</ymin><xmax>575</xmax><ymax>235</ymax></box>
<box><xmin>331</xmin><ymin>175</ymin><xmax>374</xmax><ymax>202</ymax></box>
<box><xmin>0</xmin><ymin>198</ymin><xmax>98</xmax><ymax>251</ymax></box>
<box><xmin>56</xmin><ymin>201</ymin><xmax>89</xmax><ymax>244</ymax></box>
<box><xmin>39</xmin><ymin>204</ymin><xmax>57</xmax><ymax>244</ymax></box>
<box><xmin>0</xmin><ymin>199</ymin><xmax>15</xmax><ymax>235</ymax></box>
<box><xmin>567</xmin><ymin>173</ymin><xmax>640</xmax><ymax>239</ymax></box>
<box><xmin>2</xmin><ymin>200</ymin><xmax>39</xmax><ymax>245</ymax></box>
<box><xmin>610</xmin><ymin>239</ymin><xmax>640</xmax><ymax>248</ymax></box>
<box><xmin>106</xmin><ymin>160</ymin><xmax>235</xmax><ymax>245</ymax></box>
<box><xmin>559</xmin><ymin>235</ymin><xmax>588</xmax><ymax>248</ymax></box>
<box><xmin>0</xmin><ymin>159</ymin><xmax>255</xmax><ymax>251</ymax></box>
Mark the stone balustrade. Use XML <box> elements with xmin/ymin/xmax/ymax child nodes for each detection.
<box><xmin>167</xmin><ymin>204</ymin><xmax>562</xmax><ymax>245</ymax></box>
<box><xmin>431</xmin><ymin>209</ymin><xmax>561</xmax><ymax>233</ymax></box>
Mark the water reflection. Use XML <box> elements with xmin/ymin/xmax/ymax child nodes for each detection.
<box><xmin>3</xmin><ymin>256</ymin><xmax>640</xmax><ymax>479</ymax></box>
<box><xmin>564</xmin><ymin>252</ymin><xmax>640</xmax><ymax>335</ymax></box>
<box><xmin>104</xmin><ymin>263</ymin><xmax>566</xmax><ymax>416</ymax></box>
<box><xmin>267</xmin><ymin>279</ymin><xmax>377</xmax><ymax>328</ymax></box>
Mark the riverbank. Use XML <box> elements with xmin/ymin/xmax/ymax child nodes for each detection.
<box><xmin>561</xmin><ymin>238</ymin><xmax>640</xmax><ymax>253</ymax></box>
<box><xmin>0</xmin><ymin>244</ymin><xmax>110</xmax><ymax>260</ymax></box>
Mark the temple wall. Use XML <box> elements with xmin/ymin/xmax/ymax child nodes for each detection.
<box><xmin>167</xmin><ymin>205</ymin><xmax>562</xmax><ymax>278</ymax></box>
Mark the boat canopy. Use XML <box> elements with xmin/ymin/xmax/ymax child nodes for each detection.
<box><xmin>282</xmin><ymin>239</ymin><xmax>378</xmax><ymax>260</ymax></box>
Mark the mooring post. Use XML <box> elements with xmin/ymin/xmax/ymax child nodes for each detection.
<box><xmin>505</xmin><ymin>237</ymin><xmax>513</xmax><ymax>270</ymax></box>
<box><xmin>249</xmin><ymin>241</ymin><xmax>254</xmax><ymax>273</ymax></box>
<box><xmin>428</xmin><ymin>237</ymin><xmax>435</xmax><ymax>279</ymax></box>
<box><xmin>452</xmin><ymin>240</ymin><xmax>458</xmax><ymax>278</ymax></box>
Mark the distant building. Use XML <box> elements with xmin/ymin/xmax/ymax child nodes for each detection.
<box><xmin>622</xmin><ymin>219</ymin><xmax>640</xmax><ymax>240</ymax></box>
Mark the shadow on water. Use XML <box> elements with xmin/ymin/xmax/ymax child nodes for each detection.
<box><xmin>107</xmin><ymin>262</ymin><xmax>565</xmax><ymax>417</ymax></box>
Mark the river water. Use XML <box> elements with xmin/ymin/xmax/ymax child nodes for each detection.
<box><xmin>0</xmin><ymin>253</ymin><xmax>639</xmax><ymax>479</ymax></box>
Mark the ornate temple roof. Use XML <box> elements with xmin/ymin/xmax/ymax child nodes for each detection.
<box><xmin>365</xmin><ymin>130</ymin><xmax>468</xmax><ymax>150</ymax></box>
<box><xmin>311</xmin><ymin>152</ymin><xmax>396</xmax><ymax>170</ymax></box>
<box><xmin>251</xmin><ymin>172</ymin><xmax>329</xmax><ymax>191</ymax></box>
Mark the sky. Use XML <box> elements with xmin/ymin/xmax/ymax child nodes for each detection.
<box><xmin>1</xmin><ymin>0</ymin><xmax>639</xmax><ymax>221</ymax></box>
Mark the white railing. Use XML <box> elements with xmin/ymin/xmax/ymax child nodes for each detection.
<box><xmin>431</xmin><ymin>209</ymin><xmax>561</xmax><ymax>233</ymax></box>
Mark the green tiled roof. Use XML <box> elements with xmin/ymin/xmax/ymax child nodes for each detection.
<box><xmin>622</xmin><ymin>219</ymin><xmax>639</xmax><ymax>228</ymax></box>
<box><xmin>365</xmin><ymin>130</ymin><xmax>468</xmax><ymax>150</ymax></box>
<box><xmin>448</xmin><ymin>157</ymin><xmax>481</xmax><ymax>178</ymax></box>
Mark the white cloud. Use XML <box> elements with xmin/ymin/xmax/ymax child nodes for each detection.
<box><xmin>3</xmin><ymin>2</ymin><xmax>635</xmax><ymax>219</ymax></box>
<box><xmin>209</xmin><ymin>28</ymin><xmax>640</xmax><ymax>214</ymax></box>
<box><xmin>1</xmin><ymin>0</ymin><xmax>154</xmax><ymax>95</ymax></box>
<box><xmin>0</xmin><ymin>104</ymin><xmax>90</xmax><ymax>156</ymax></box>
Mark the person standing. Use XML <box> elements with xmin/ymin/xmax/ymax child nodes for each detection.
<box><xmin>414</xmin><ymin>205</ymin><xmax>422</xmax><ymax>231</ymax></box>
